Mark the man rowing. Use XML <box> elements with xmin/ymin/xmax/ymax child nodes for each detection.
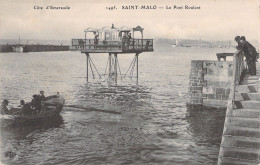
<box><xmin>1</xmin><ymin>99</ymin><xmax>10</xmax><ymax>115</ymax></box>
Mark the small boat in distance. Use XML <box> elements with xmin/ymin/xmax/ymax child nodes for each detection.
<box><xmin>0</xmin><ymin>94</ymin><xmax>65</xmax><ymax>128</ymax></box>
<box><xmin>172</xmin><ymin>38</ymin><xmax>179</xmax><ymax>48</ymax></box>
<box><xmin>12</xmin><ymin>35</ymin><xmax>24</xmax><ymax>53</ymax></box>
<box><xmin>12</xmin><ymin>45</ymin><xmax>24</xmax><ymax>53</ymax></box>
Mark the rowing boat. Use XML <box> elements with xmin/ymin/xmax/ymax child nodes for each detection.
<box><xmin>0</xmin><ymin>95</ymin><xmax>65</xmax><ymax>128</ymax></box>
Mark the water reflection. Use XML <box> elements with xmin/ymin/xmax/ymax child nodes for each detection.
<box><xmin>1</xmin><ymin>115</ymin><xmax>64</xmax><ymax>140</ymax></box>
<box><xmin>0</xmin><ymin>115</ymin><xmax>64</xmax><ymax>164</ymax></box>
<box><xmin>0</xmin><ymin>49</ymin><xmax>231</xmax><ymax>164</ymax></box>
<box><xmin>186</xmin><ymin>106</ymin><xmax>226</xmax><ymax>163</ymax></box>
<box><xmin>186</xmin><ymin>106</ymin><xmax>226</xmax><ymax>145</ymax></box>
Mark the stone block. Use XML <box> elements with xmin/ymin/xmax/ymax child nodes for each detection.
<box><xmin>207</xmin><ymin>94</ymin><xmax>215</xmax><ymax>99</ymax></box>
<box><xmin>228</xmin><ymin>68</ymin><xmax>233</xmax><ymax>76</ymax></box>
<box><xmin>216</xmin><ymin>88</ymin><xmax>226</xmax><ymax>95</ymax></box>
<box><xmin>202</xmin><ymin>68</ymin><xmax>207</xmax><ymax>74</ymax></box>
<box><xmin>190</xmin><ymin>61</ymin><xmax>203</xmax><ymax>69</ymax></box>
<box><xmin>225</xmin><ymin>89</ymin><xmax>231</xmax><ymax>95</ymax></box>
<box><xmin>220</xmin><ymin>81</ymin><xmax>231</xmax><ymax>87</ymax></box>
<box><xmin>216</xmin><ymin>94</ymin><xmax>222</xmax><ymax>100</ymax></box>
<box><xmin>191</xmin><ymin>76</ymin><xmax>198</xmax><ymax>80</ymax></box>
<box><xmin>203</xmin><ymin>61</ymin><xmax>213</xmax><ymax>68</ymax></box>
<box><xmin>202</xmin><ymin>94</ymin><xmax>207</xmax><ymax>99</ymax></box>
<box><xmin>187</xmin><ymin>60</ymin><xmax>233</xmax><ymax>108</ymax></box>
<box><xmin>202</xmin><ymin>86</ymin><xmax>214</xmax><ymax>94</ymax></box>
<box><xmin>206</xmin><ymin>68</ymin><xmax>215</xmax><ymax>75</ymax></box>
<box><xmin>203</xmin><ymin>99</ymin><xmax>228</xmax><ymax>108</ymax></box>
<box><xmin>193</xmin><ymin>99</ymin><xmax>203</xmax><ymax>104</ymax></box>
<box><xmin>194</xmin><ymin>86</ymin><xmax>203</xmax><ymax>90</ymax></box>
<box><xmin>221</xmin><ymin>94</ymin><xmax>229</xmax><ymax>100</ymax></box>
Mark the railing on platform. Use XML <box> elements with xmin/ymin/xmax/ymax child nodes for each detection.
<box><xmin>130</xmin><ymin>39</ymin><xmax>153</xmax><ymax>51</ymax></box>
<box><xmin>230</xmin><ymin>50</ymin><xmax>246</xmax><ymax>109</ymax></box>
<box><xmin>71</xmin><ymin>39</ymin><xmax>153</xmax><ymax>52</ymax></box>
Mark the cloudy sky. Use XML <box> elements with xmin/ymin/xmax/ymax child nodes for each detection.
<box><xmin>0</xmin><ymin>0</ymin><xmax>259</xmax><ymax>41</ymax></box>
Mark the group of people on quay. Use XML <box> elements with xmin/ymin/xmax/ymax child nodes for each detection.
<box><xmin>235</xmin><ymin>36</ymin><xmax>259</xmax><ymax>75</ymax></box>
<box><xmin>1</xmin><ymin>91</ymin><xmax>46</xmax><ymax>116</ymax></box>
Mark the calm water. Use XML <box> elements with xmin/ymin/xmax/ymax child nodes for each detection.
<box><xmin>0</xmin><ymin>47</ymin><xmax>236</xmax><ymax>165</ymax></box>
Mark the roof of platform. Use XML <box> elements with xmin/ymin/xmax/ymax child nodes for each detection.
<box><xmin>84</xmin><ymin>25</ymin><xmax>144</xmax><ymax>33</ymax></box>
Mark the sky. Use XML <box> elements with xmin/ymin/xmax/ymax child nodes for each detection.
<box><xmin>0</xmin><ymin>0</ymin><xmax>259</xmax><ymax>41</ymax></box>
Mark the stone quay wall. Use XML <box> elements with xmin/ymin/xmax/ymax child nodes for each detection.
<box><xmin>187</xmin><ymin>60</ymin><xmax>233</xmax><ymax>108</ymax></box>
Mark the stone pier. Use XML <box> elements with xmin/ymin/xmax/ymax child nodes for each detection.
<box><xmin>187</xmin><ymin>60</ymin><xmax>233</xmax><ymax>108</ymax></box>
<box><xmin>218</xmin><ymin>62</ymin><xmax>260</xmax><ymax>165</ymax></box>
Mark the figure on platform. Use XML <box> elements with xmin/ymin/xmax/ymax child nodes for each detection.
<box><xmin>126</xmin><ymin>32</ymin><xmax>132</xmax><ymax>50</ymax></box>
<box><xmin>122</xmin><ymin>33</ymin><xmax>127</xmax><ymax>50</ymax></box>
<box><xmin>1</xmin><ymin>99</ymin><xmax>10</xmax><ymax>115</ymax></box>
<box><xmin>79</xmin><ymin>39</ymin><xmax>85</xmax><ymax>49</ymax></box>
<box><xmin>240</xmin><ymin>36</ymin><xmax>257</xmax><ymax>75</ymax></box>
<box><xmin>94</xmin><ymin>34</ymin><xmax>99</xmax><ymax>49</ymax></box>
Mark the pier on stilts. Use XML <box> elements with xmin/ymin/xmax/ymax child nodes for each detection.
<box><xmin>218</xmin><ymin>50</ymin><xmax>260</xmax><ymax>165</ymax></box>
<box><xmin>71</xmin><ymin>24</ymin><xmax>153</xmax><ymax>84</ymax></box>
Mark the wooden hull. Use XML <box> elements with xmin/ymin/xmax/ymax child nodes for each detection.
<box><xmin>0</xmin><ymin>95</ymin><xmax>65</xmax><ymax>127</ymax></box>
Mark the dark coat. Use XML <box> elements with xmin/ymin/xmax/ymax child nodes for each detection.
<box><xmin>241</xmin><ymin>41</ymin><xmax>257</xmax><ymax>60</ymax></box>
<box><xmin>39</xmin><ymin>95</ymin><xmax>46</xmax><ymax>101</ymax></box>
<box><xmin>31</xmin><ymin>98</ymin><xmax>41</xmax><ymax>110</ymax></box>
<box><xmin>19</xmin><ymin>103</ymin><xmax>32</xmax><ymax>116</ymax></box>
<box><xmin>1</xmin><ymin>104</ymin><xmax>9</xmax><ymax>115</ymax></box>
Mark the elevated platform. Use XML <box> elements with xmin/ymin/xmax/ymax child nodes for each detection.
<box><xmin>218</xmin><ymin>62</ymin><xmax>260</xmax><ymax>165</ymax></box>
<box><xmin>71</xmin><ymin>25</ymin><xmax>154</xmax><ymax>83</ymax></box>
<box><xmin>71</xmin><ymin>39</ymin><xmax>153</xmax><ymax>54</ymax></box>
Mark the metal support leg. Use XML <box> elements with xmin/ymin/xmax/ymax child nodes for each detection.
<box><xmin>86</xmin><ymin>53</ymin><xmax>89</xmax><ymax>82</ymax></box>
<box><xmin>108</xmin><ymin>53</ymin><xmax>112</xmax><ymax>82</ymax></box>
<box><xmin>114</xmin><ymin>53</ymin><xmax>118</xmax><ymax>84</ymax></box>
<box><xmin>136</xmin><ymin>53</ymin><xmax>139</xmax><ymax>84</ymax></box>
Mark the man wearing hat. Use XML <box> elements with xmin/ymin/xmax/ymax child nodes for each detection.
<box><xmin>39</xmin><ymin>91</ymin><xmax>46</xmax><ymax>101</ymax></box>
<box><xmin>126</xmin><ymin>32</ymin><xmax>132</xmax><ymax>50</ymax></box>
<box><xmin>240</xmin><ymin>36</ymin><xmax>257</xmax><ymax>75</ymax></box>
<box><xmin>1</xmin><ymin>99</ymin><xmax>10</xmax><ymax>115</ymax></box>
<box><xmin>234</xmin><ymin>36</ymin><xmax>242</xmax><ymax>50</ymax></box>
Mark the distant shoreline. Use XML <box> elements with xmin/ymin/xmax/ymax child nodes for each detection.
<box><xmin>0</xmin><ymin>44</ymin><xmax>69</xmax><ymax>53</ymax></box>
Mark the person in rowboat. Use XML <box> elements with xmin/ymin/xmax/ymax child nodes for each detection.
<box><xmin>31</xmin><ymin>95</ymin><xmax>41</xmax><ymax>114</ymax></box>
<box><xmin>1</xmin><ymin>99</ymin><xmax>10</xmax><ymax>115</ymax></box>
<box><xmin>19</xmin><ymin>100</ymin><xmax>33</xmax><ymax>116</ymax></box>
<box><xmin>39</xmin><ymin>91</ymin><xmax>46</xmax><ymax>101</ymax></box>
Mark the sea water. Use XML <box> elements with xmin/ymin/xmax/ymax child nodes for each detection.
<box><xmin>0</xmin><ymin>46</ymin><xmax>236</xmax><ymax>165</ymax></box>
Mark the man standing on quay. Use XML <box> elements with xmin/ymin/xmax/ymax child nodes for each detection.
<box><xmin>240</xmin><ymin>36</ymin><xmax>258</xmax><ymax>75</ymax></box>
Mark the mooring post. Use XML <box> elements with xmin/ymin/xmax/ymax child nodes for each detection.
<box><xmin>136</xmin><ymin>53</ymin><xmax>139</xmax><ymax>84</ymax></box>
<box><xmin>86</xmin><ymin>53</ymin><xmax>89</xmax><ymax>82</ymax></box>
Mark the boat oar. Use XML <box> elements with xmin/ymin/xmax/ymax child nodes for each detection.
<box><xmin>63</xmin><ymin>105</ymin><xmax>121</xmax><ymax>114</ymax></box>
<box><xmin>0</xmin><ymin>115</ymin><xmax>16</xmax><ymax>120</ymax></box>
